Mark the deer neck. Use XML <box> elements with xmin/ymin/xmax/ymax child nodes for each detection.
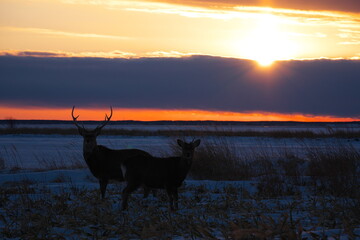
<box><xmin>173</xmin><ymin>155</ymin><xmax>192</xmax><ymax>183</ymax></box>
<box><xmin>83</xmin><ymin>140</ymin><xmax>98</xmax><ymax>161</ymax></box>
<box><xmin>179</xmin><ymin>155</ymin><xmax>192</xmax><ymax>170</ymax></box>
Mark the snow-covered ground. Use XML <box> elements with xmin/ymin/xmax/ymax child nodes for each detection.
<box><xmin>0</xmin><ymin>134</ymin><xmax>169</xmax><ymax>169</ymax></box>
<box><xmin>1</xmin><ymin>133</ymin><xmax>360</xmax><ymax>169</ymax></box>
<box><xmin>1</xmin><ymin>126</ymin><xmax>360</xmax><ymax>239</ymax></box>
<box><xmin>1</xmin><ymin>168</ymin><xmax>359</xmax><ymax>239</ymax></box>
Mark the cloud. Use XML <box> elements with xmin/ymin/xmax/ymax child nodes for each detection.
<box><xmin>0</xmin><ymin>50</ymin><xmax>195</xmax><ymax>59</ymax></box>
<box><xmin>0</xmin><ymin>51</ymin><xmax>68</xmax><ymax>58</ymax></box>
<box><xmin>60</xmin><ymin>0</ymin><xmax>360</xmax><ymax>25</ymax></box>
<box><xmin>0</xmin><ymin>55</ymin><xmax>359</xmax><ymax>118</ymax></box>
<box><xmin>62</xmin><ymin>0</ymin><xmax>360</xmax><ymax>13</ymax></box>
<box><xmin>2</xmin><ymin>26</ymin><xmax>131</xmax><ymax>40</ymax></box>
<box><xmin>0</xmin><ymin>50</ymin><xmax>138</xmax><ymax>59</ymax></box>
<box><xmin>148</xmin><ymin>0</ymin><xmax>360</xmax><ymax>13</ymax></box>
<box><xmin>338</xmin><ymin>29</ymin><xmax>360</xmax><ymax>45</ymax></box>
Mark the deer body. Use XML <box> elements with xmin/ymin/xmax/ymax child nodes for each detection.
<box><xmin>121</xmin><ymin>139</ymin><xmax>200</xmax><ymax>210</ymax></box>
<box><xmin>72</xmin><ymin>106</ymin><xmax>151</xmax><ymax>199</ymax></box>
<box><xmin>85</xmin><ymin>145</ymin><xmax>151</xmax><ymax>183</ymax></box>
<box><xmin>122</xmin><ymin>156</ymin><xmax>189</xmax><ymax>188</ymax></box>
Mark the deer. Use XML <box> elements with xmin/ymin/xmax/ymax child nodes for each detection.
<box><xmin>71</xmin><ymin>106</ymin><xmax>152</xmax><ymax>199</ymax></box>
<box><xmin>121</xmin><ymin>139</ymin><xmax>201</xmax><ymax>211</ymax></box>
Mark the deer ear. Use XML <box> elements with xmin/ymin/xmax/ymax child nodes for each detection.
<box><xmin>193</xmin><ymin>139</ymin><xmax>201</xmax><ymax>147</ymax></box>
<box><xmin>177</xmin><ymin>139</ymin><xmax>185</xmax><ymax>147</ymax></box>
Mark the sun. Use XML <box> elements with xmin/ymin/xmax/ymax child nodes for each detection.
<box><xmin>256</xmin><ymin>54</ymin><xmax>277</xmax><ymax>67</ymax></box>
<box><xmin>239</xmin><ymin>14</ymin><xmax>297</xmax><ymax>66</ymax></box>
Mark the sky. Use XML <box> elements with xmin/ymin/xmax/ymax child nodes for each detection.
<box><xmin>0</xmin><ymin>0</ymin><xmax>360</xmax><ymax>121</ymax></box>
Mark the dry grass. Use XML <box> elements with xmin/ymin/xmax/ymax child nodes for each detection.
<box><xmin>2</xmin><ymin>135</ymin><xmax>359</xmax><ymax>200</ymax></box>
<box><xmin>168</xmin><ymin>137</ymin><xmax>360</xmax><ymax>200</ymax></box>
<box><xmin>191</xmin><ymin>137</ymin><xmax>251</xmax><ymax>180</ymax></box>
<box><xmin>0</xmin><ymin>145</ymin><xmax>23</xmax><ymax>171</ymax></box>
<box><xmin>1</xmin><ymin>180</ymin><xmax>359</xmax><ymax>239</ymax></box>
<box><xmin>0</xmin><ymin>145</ymin><xmax>86</xmax><ymax>171</ymax></box>
<box><xmin>306</xmin><ymin>142</ymin><xmax>360</xmax><ymax>198</ymax></box>
<box><xmin>1</xmin><ymin>138</ymin><xmax>359</xmax><ymax>239</ymax></box>
<box><xmin>34</xmin><ymin>151</ymin><xmax>86</xmax><ymax>170</ymax></box>
<box><xmin>1</xmin><ymin>129</ymin><xmax>360</xmax><ymax>238</ymax></box>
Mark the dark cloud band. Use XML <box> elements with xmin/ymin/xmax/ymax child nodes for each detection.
<box><xmin>0</xmin><ymin>55</ymin><xmax>359</xmax><ymax>117</ymax></box>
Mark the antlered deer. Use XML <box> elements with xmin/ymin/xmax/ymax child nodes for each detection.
<box><xmin>71</xmin><ymin>106</ymin><xmax>152</xmax><ymax>199</ymax></box>
<box><xmin>121</xmin><ymin>139</ymin><xmax>201</xmax><ymax>210</ymax></box>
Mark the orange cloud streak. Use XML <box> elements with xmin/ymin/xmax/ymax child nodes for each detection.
<box><xmin>0</xmin><ymin>106</ymin><xmax>359</xmax><ymax>122</ymax></box>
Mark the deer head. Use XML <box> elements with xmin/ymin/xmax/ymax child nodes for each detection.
<box><xmin>71</xmin><ymin>106</ymin><xmax>113</xmax><ymax>154</ymax></box>
<box><xmin>177</xmin><ymin>139</ymin><xmax>201</xmax><ymax>163</ymax></box>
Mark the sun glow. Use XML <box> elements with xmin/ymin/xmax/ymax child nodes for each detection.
<box><xmin>239</xmin><ymin>14</ymin><xmax>297</xmax><ymax>66</ymax></box>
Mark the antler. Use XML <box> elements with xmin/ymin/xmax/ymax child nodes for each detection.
<box><xmin>95</xmin><ymin>106</ymin><xmax>113</xmax><ymax>130</ymax></box>
<box><xmin>71</xmin><ymin>106</ymin><xmax>85</xmax><ymax>130</ymax></box>
<box><xmin>72</xmin><ymin>106</ymin><xmax>112</xmax><ymax>131</ymax></box>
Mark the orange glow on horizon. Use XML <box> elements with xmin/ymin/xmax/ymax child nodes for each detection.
<box><xmin>0</xmin><ymin>106</ymin><xmax>359</xmax><ymax>122</ymax></box>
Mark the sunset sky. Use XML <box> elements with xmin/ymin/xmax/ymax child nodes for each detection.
<box><xmin>1</xmin><ymin>0</ymin><xmax>360</xmax><ymax>121</ymax></box>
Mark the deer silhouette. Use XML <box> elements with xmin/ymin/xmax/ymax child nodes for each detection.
<box><xmin>71</xmin><ymin>106</ymin><xmax>152</xmax><ymax>199</ymax></box>
<box><xmin>121</xmin><ymin>139</ymin><xmax>200</xmax><ymax>210</ymax></box>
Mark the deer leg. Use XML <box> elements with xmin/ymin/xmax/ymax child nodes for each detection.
<box><xmin>122</xmin><ymin>183</ymin><xmax>140</xmax><ymax>210</ymax></box>
<box><xmin>143</xmin><ymin>186</ymin><xmax>150</xmax><ymax>199</ymax></box>
<box><xmin>99</xmin><ymin>179</ymin><xmax>108</xmax><ymax>199</ymax></box>
<box><xmin>142</xmin><ymin>187</ymin><xmax>157</xmax><ymax>198</ymax></box>
<box><xmin>152</xmin><ymin>189</ymin><xmax>157</xmax><ymax>198</ymax></box>
<box><xmin>173</xmin><ymin>188</ymin><xmax>179</xmax><ymax>210</ymax></box>
<box><xmin>165</xmin><ymin>187</ymin><xmax>175</xmax><ymax>211</ymax></box>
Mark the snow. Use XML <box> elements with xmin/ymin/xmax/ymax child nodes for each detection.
<box><xmin>1</xmin><ymin>169</ymin><xmax>359</xmax><ymax>239</ymax></box>
<box><xmin>1</xmin><ymin>124</ymin><xmax>360</xmax><ymax>239</ymax></box>
<box><xmin>1</xmin><ymin>134</ymin><xmax>359</xmax><ymax>169</ymax></box>
<box><xmin>0</xmin><ymin>169</ymin><xmax>91</xmax><ymax>184</ymax></box>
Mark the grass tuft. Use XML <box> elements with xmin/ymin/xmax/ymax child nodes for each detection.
<box><xmin>191</xmin><ymin>138</ymin><xmax>251</xmax><ymax>180</ymax></box>
<box><xmin>306</xmin><ymin>142</ymin><xmax>360</xmax><ymax>198</ymax></box>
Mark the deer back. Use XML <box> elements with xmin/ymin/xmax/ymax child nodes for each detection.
<box><xmin>123</xmin><ymin>155</ymin><xmax>191</xmax><ymax>189</ymax></box>
<box><xmin>85</xmin><ymin>146</ymin><xmax>151</xmax><ymax>181</ymax></box>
